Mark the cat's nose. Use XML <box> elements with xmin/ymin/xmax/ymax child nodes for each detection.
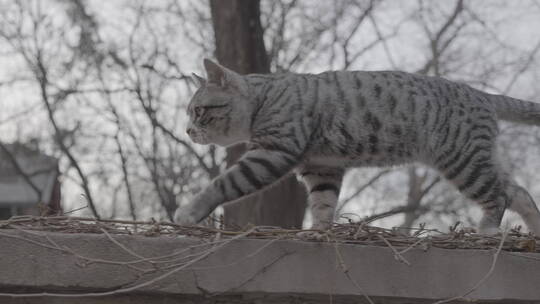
<box><xmin>186</xmin><ymin>128</ymin><xmax>193</xmax><ymax>136</ymax></box>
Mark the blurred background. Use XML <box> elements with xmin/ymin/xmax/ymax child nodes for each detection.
<box><xmin>0</xmin><ymin>0</ymin><xmax>539</xmax><ymax>232</ymax></box>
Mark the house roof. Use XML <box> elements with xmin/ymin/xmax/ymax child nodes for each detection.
<box><xmin>0</xmin><ymin>142</ymin><xmax>59</xmax><ymax>206</ymax></box>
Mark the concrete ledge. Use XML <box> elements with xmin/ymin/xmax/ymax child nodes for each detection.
<box><xmin>0</xmin><ymin>229</ymin><xmax>539</xmax><ymax>303</ymax></box>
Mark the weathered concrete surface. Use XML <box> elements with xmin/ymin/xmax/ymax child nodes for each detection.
<box><xmin>0</xmin><ymin>229</ymin><xmax>539</xmax><ymax>304</ymax></box>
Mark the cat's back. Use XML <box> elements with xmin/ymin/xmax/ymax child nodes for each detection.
<box><xmin>290</xmin><ymin>69</ymin><xmax>490</xmax><ymax>163</ymax></box>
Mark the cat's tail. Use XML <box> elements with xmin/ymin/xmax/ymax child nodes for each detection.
<box><xmin>488</xmin><ymin>94</ymin><xmax>540</xmax><ymax>126</ymax></box>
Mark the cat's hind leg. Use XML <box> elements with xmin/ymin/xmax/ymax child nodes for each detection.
<box><xmin>436</xmin><ymin>141</ymin><xmax>508</xmax><ymax>234</ymax></box>
<box><xmin>438</xmin><ymin>141</ymin><xmax>540</xmax><ymax>234</ymax></box>
<box><xmin>506</xmin><ymin>181</ymin><xmax>540</xmax><ymax>235</ymax></box>
<box><xmin>296</xmin><ymin>166</ymin><xmax>344</xmax><ymax>231</ymax></box>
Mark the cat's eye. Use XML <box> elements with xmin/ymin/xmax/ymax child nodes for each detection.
<box><xmin>194</xmin><ymin>104</ymin><xmax>227</xmax><ymax>116</ymax></box>
<box><xmin>194</xmin><ymin>106</ymin><xmax>203</xmax><ymax>116</ymax></box>
<box><xmin>205</xmin><ymin>104</ymin><xmax>228</xmax><ymax>110</ymax></box>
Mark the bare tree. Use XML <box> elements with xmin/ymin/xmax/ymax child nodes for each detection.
<box><xmin>208</xmin><ymin>0</ymin><xmax>308</xmax><ymax>229</ymax></box>
<box><xmin>0</xmin><ymin>1</ymin><xmax>100</xmax><ymax>218</ymax></box>
<box><xmin>0</xmin><ymin>0</ymin><xmax>538</xmax><ymax>232</ymax></box>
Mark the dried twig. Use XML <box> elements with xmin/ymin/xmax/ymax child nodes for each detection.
<box><xmin>0</xmin><ymin>228</ymin><xmax>256</xmax><ymax>298</ymax></box>
<box><xmin>433</xmin><ymin>229</ymin><xmax>509</xmax><ymax>304</ymax></box>
<box><xmin>398</xmin><ymin>238</ymin><xmax>425</xmax><ymax>255</ymax></box>
<box><xmin>227</xmin><ymin>251</ymin><xmax>292</xmax><ymax>292</ymax></box>
<box><xmin>100</xmin><ymin>228</ymin><xmax>146</xmax><ymax>260</ymax></box>
<box><xmin>333</xmin><ymin>240</ymin><xmax>375</xmax><ymax>304</ymax></box>
<box><xmin>378</xmin><ymin>234</ymin><xmax>411</xmax><ymax>265</ymax></box>
<box><xmin>0</xmin><ymin>216</ymin><xmax>537</xmax><ymax>300</ymax></box>
<box><xmin>0</xmin><ymin>216</ymin><xmax>537</xmax><ymax>253</ymax></box>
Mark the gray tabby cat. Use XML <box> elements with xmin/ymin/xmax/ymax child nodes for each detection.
<box><xmin>175</xmin><ymin>59</ymin><xmax>540</xmax><ymax>234</ymax></box>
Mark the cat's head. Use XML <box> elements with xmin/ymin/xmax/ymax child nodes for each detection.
<box><xmin>186</xmin><ymin>59</ymin><xmax>254</xmax><ymax>147</ymax></box>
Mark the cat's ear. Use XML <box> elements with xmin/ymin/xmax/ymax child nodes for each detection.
<box><xmin>191</xmin><ymin>73</ymin><xmax>206</xmax><ymax>87</ymax></box>
<box><xmin>203</xmin><ymin>58</ymin><xmax>248</xmax><ymax>93</ymax></box>
<box><xmin>203</xmin><ymin>58</ymin><xmax>229</xmax><ymax>87</ymax></box>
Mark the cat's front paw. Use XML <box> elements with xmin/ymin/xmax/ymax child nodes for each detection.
<box><xmin>174</xmin><ymin>192</ymin><xmax>216</xmax><ymax>225</ymax></box>
<box><xmin>174</xmin><ymin>199</ymin><xmax>210</xmax><ymax>226</ymax></box>
<box><xmin>174</xmin><ymin>203</ymin><xmax>200</xmax><ymax>225</ymax></box>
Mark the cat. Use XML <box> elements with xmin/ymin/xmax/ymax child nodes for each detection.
<box><xmin>175</xmin><ymin>58</ymin><xmax>540</xmax><ymax>234</ymax></box>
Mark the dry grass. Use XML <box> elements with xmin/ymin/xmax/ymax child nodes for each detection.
<box><xmin>1</xmin><ymin>215</ymin><xmax>538</xmax><ymax>253</ymax></box>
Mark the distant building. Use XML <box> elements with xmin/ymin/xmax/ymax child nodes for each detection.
<box><xmin>0</xmin><ymin>142</ymin><xmax>61</xmax><ymax>219</ymax></box>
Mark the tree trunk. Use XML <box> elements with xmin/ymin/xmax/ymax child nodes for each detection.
<box><xmin>401</xmin><ymin>166</ymin><xmax>424</xmax><ymax>229</ymax></box>
<box><xmin>209</xmin><ymin>0</ymin><xmax>307</xmax><ymax>229</ymax></box>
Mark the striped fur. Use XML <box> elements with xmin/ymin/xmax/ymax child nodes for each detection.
<box><xmin>175</xmin><ymin>59</ymin><xmax>540</xmax><ymax>234</ymax></box>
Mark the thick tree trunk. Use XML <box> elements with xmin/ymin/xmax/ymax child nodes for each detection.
<box><xmin>209</xmin><ymin>0</ymin><xmax>307</xmax><ymax>229</ymax></box>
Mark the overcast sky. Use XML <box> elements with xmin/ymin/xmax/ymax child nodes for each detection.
<box><xmin>1</xmin><ymin>0</ymin><xmax>539</xmax><ymax>229</ymax></box>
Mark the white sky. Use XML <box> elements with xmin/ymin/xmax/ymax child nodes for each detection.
<box><xmin>1</xmin><ymin>0</ymin><xmax>540</xmax><ymax>230</ymax></box>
